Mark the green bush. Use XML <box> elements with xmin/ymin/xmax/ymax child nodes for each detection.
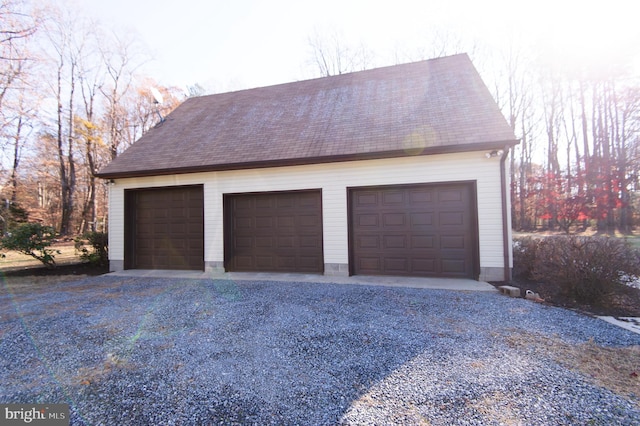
<box><xmin>1</xmin><ymin>223</ymin><xmax>59</xmax><ymax>268</ymax></box>
<box><xmin>74</xmin><ymin>231</ymin><xmax>108</xmax><ymax>266</ymax></box>
<box><xmin>513</xmin><ymin>235</ymin><xmax>640</xmax><ymax>304</ymax></box>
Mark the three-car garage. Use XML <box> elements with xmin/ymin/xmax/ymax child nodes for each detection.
<box><xmin>122</xmin><ymin>182</ymin><xmax>478</xmax><ymax>279</ymax></box>
<box><xmin>98</xmin><ymin>56</ymin><xmax>517</xmax><ymax>282</ymax></box>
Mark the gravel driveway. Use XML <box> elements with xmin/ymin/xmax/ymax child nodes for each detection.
<box><xmin>1</xmin><ymin>275</ymin><xmax>640</xmax><ymax>425</ymax></box>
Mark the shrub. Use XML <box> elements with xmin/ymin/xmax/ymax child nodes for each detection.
<box><xmin>512</xmin><ymin>236</ymin><xmax>540</xmax><ymax>279</ymax></box>
<box><xmin>74</xmin><ymin>231</ymin><xmax>108</xmax><ymax>266</ymax></box>
<box><xmin>1</xmin><ymin>223</ymin><xmax>59</xmax><ymax>268</ymax></box>
<box><xmin>514</xmin><ymin>235</ymin><xmax>640</xmax><ymax>304</ymax></box>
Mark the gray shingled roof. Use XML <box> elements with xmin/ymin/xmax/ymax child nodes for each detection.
<box><xmin>97</xmin><ymin>54</ymin><xmax>517</xmax><ymax>178</ymax></box>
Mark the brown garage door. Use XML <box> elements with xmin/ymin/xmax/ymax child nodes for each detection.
<box><xmin>349</xmin><ymin>182</ymin><xmax>477</xmax><ymax>278</ymax></box>
<box><xmin>125</xmin><ymin>185</ymin><xmax>204</xmax><ymax>270</ymax></box>
<box><xmin>224</xmin><ymin>190</ymin><xmax>323</xmax><ymax>273</ymax></box>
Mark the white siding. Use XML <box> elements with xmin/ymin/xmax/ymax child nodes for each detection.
<box><xmin>108</xmin><ymin>151</ymin><xmax>508</xmax><ymax>273</ymax></box>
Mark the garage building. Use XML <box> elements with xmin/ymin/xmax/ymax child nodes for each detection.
<box><xmin>97</xmin><ymin>53</ymin><xmax>518</xmax><ymax>281</ymax></box>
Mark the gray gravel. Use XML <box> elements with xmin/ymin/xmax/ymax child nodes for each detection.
<box><xmin>1</xmin><ymin>276</ymin><xmax>640</xmax><ymax>425</ymax></box>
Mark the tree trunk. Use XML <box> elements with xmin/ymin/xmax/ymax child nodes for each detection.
<box><xmin>56</xmin><ymin>61</ymin><xmax>71</xmax><ymax>235</ymax></box>
<box><xmin>10</xmin><ymin>115</ymin><xmax>24</xmax><ymax>203</ymax></box>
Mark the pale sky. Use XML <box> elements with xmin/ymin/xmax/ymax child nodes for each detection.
<box><xmin>60</xmin><ymin>0</ymin><xmax>640</xmax><ymax>93</ymax></box>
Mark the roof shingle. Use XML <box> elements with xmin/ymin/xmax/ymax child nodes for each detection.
<box><xmin>97</xmin><ymin>53</ymin><xmax>517</xmax><ymax>178</ymax></box>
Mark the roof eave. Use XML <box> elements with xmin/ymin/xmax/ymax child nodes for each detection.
<box><xmin>95</xmin><ymin>139</ymin><xmax>520</xmax><ymax>180</ymax></box>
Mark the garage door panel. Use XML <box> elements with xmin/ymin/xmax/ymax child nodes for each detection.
<box><xmin>298</xmin><ymin>227</ymin><xmax>320</xmax><ymax>237</ymax></box>
<box><xmin>255</xmin><ymin>217</ymin><xmax>274</xmax><ymax>228</ymax></box>
<box><xmin>440</xmin><ymin>212</ymin><xmax>464</xmax><ymax>226</ymax></box>
<box><xmin>169</xmin><ymin>223</ymin><xmax>186</xmax><ymax>234</ymax></box>
<box><xmin>276</xmin><ymin>197</ymin><xmax>295</xmax><ymax>208</ymax></box>
<box><xmin>152</xmin><ymin>209</ymin><xmax>168</xmax><ymax>219</ymax></box>
<box><xmin>235</xmin><ymin>198</ymin><xmax>253</xmax><ymax>209</ymax></box>
<box><xmin>187</xmin><ymin>223</ymin><xmax>203</xmax><ymax>234</ymax></box>
<box><xmin>383</xmin><ymin>213</ymin><xmax>406</xmax><ymax>227</ymax></box>
<box><xmin>235</xmin><ymin>236</ymin><xmax>253</xmax><ymax>248</ymax></box>
<box><xmin>357</xmin><ymin>214</ymin><xmax>378</xmax><ymax>227</ymax></box>
<box><xmin>187</xmin><ymin>206</ymin><xmax>201</xmax><ymax>216</ymax></box>
<box><xmin>225</xmin><ymin>190</ymin><xmax>323</xmax><ymax>273</ymax></box>
<box><xmin>384</xmin><ymin>257</ymin><xmax>408</xmax><ymax>272</ymax></box>
<box><xmin>169</xmin><ymin>207</ymin><xmax>185</xmax><ymax>218</ymax></box>
<box><xmin>358</xmin><ymin>256</ymin><xmax>380</xmax><ymax>272</ymax></box>
<box><xmin>357</xmin><ymin>235</ymin><xmax>380</xmax><ymax>249</ymax></box>
<box><xmin>412</xmin><ymin>258</ymin><xmax>437</xmax><ymax>274</ymax></box>
<box><xmin>441</xmin><ymin>235</ymin><xmax>466</xmax><ymax>249</ymax></box>
<box><xmin>298</xmin><ymin>194</ymin><xmax>320</xmax><ymax>208</ymax></box>
<box><xmin>278</xmin><ymin>236</ymin><xmax>295</xmax><ymax>248</ymax></box>
<box><xmin>355</xmin><ymin>192</ymin><xmax>378</xmax><ymax>206</ymax></box>
<box><xmin>278</xmin><ymin>216</ymin><xmax>295</xmax><ymax>227</ymax></box>
<box><xmin>256</xmin><ymin>256</ymin><xmax>275</xmax><ymax>268</ymax></box>
<box><xmin>255</xmin><ymin>197</ymin><xmax>274</xmax><ymax>209</ymax></box>
<box><xmin>188</xmin><ymin>242</ymin><xmax>204</xmax><ymax>251</ymax></box>
<box><xmin>278</xmin><ymin>256</ymin><xmax>296</xmax><ymax>268</ymax></box>
<box><xmin>384</xmin><ymin>235</ymin><xmax>407</xmax><ymax>249</ymax></box>
<box><xmin>439</xmin><ymin>190</ymin><xmax>463</xmax><ymax>202</ymax></box>
<box><xmin>442</xmin><ymin>259</ymin><xmax>466</xmax><ymax>273</ymax></box>
<box><xmin>299</xmin><ymin>256</ymin><xmax>321</xmax><ymax>269</ymax></box>
<box><xmin>255</xmin><ymin>237</ymin><xmax>274</xmax><ymax>247</ymax></box>
<box><xmin>299</xmin><ymin>215</ymin><xmax>320</xmax><ymax>227</ymax></box>
<box><xmin>235</xmin><ymin>217</ymin><xmax>253</xmax><ymax>228</ymax></box>
<box><xmin>409</xmin><ymin>189</ymin><xmax>434</xmax><ymax>203</ymax></box>
<box><xmin>382</xmin><ymin>190</ymin><xmax>404</xmax><ymax>204</ymax></box>
<box><xmin>410</xmin><ymin>212</ymin><xmax>433</xmax><ymax>226</ymax></box>
<box><xmin>411</xmin><ymin>235</ymin><xmax>435</xmax><ymax>249</ymax></box>
<box><xmin>299</xmin><ymin>236</ymin><xmax>320</xmax><ymax>248</ymax></box>
<box><xmin>350</xmin><ymin>183</ymin><xmax>476</xmax><ymax>278</ymax></box>
<box><xmin>138</xmin><ymin>222</ymin><xmax>153</xmax><ymax>234</ymax></box>
<box><xmin>234</xmin><ymin>256</ymin><xmax>253</xmax><ymax>269</ymax></box>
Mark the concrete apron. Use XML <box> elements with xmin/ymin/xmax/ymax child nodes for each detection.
<box><xmin>107</xmin><ymin>270</ymin><xmax>497</xmax><ymax>292</ymax></box>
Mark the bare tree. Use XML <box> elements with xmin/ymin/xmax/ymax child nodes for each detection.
<box><xmin>307</xmin><ymin>27</ymin><xmax>374</xmax><ymax>77</ymax></box>
<box><xmin>119</xmin><ymin>79</ymin><xmax>183</xmax><ymax>147</ymax></box>
<box><xmin>5</xmin><ymin>90</ymin><xmax>37</xmax><ymax>202</ymax></box>
<box><xmin>0</xmin><ymin>0</ymin><xmax>37</xmax><ymax>186</ymax></box>
<box><xmin>98</xmin><ymin>29</ymin><xmax>148</xmax><ymax>159</ymax></box>
<box><xmin>40</xmin><ymin>5</ymin><xmax>94</xmax><ymax>235</ymax></box>
<box><xmin>490</xmin><ymin>45</ymin><xmax>539</xmax><ymax>230</ymax></box>
<box><xmin>0</xmin><ymin>0</ymin><xmax>37</xmax><ymax>111</ymax></box>
<box><xmin>77</xmin><ymin>49</ymin><xmax>104</xmax><ymax>233</ymax></box>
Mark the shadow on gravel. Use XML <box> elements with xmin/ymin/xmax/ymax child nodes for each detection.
<box><xmin>1</xmin><ymin>276</ymin><xmax>639</xmax><ymax>425</ymax></box>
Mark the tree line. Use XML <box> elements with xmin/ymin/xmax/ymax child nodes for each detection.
<box><xmin>0</xmin><ymin>0</ymin><xmax>183</xmax><ymax>236</ymax></box>
<box><xmin>306</xmin><ymin>28</ymin><xmax>640</xmax><ymax>235</ymax></box>
<box><xmin>498</xmin><ymin>50</ymin><xmax>640</xmax><ymax>234</ymax></box>
<box><xmin>2</xmin><ymin>1</ymin><xmax>639</xmax><ymax>238</ymax></box>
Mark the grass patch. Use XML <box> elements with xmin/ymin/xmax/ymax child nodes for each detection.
<box><xmin>1</xmin><ymin>241</ymin><xmax>80</xmax><ymax>271</ymax></box>
<box><xmin>625</xmin><ymin>235</ymin><xmax>640</xmax><ymax>250</ymax></box>
<box><xmin>508</xmin><ymin>332</ymin><xmax>640</xmax><ymax>404</ymax></box>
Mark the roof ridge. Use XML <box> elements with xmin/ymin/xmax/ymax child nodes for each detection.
<box><xmin>194</xmin><ymin>53</ymin><xmax>472</xmax><ymax>98</ymax></box>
